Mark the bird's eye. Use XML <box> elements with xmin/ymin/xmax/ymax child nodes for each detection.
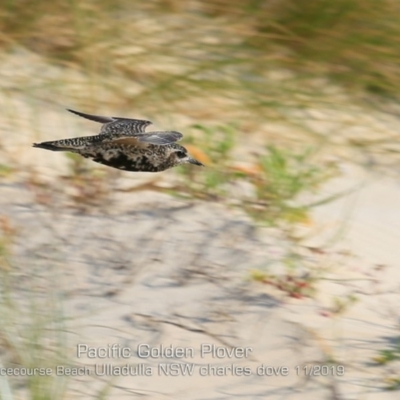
<box><xmin>176</xmin><ymin>151</ymin><xmax>186</xmax><ymax>159</ymax></box>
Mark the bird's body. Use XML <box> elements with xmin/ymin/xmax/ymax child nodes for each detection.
<box><xmin>33</xmin><ymin>109</ymin><xmax>203</xmax><ymax>172</ymax></box>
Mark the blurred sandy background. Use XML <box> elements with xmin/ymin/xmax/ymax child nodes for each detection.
<box><xmin>1</xmin><ymin>1</ymin><xmax>400</xmax><ymax>399</ymax></box>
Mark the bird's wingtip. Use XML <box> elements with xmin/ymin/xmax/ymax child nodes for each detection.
<box><xmin>66</xmin><ymin>108</ymin><xmax>81</xmax><ymax>117</ymax></box>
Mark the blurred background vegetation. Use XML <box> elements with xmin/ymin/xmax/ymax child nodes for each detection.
<box><xmin>1</xmin><ymin>0</ymin><xmax>399</xmax><ymax>222</ymax></box>
<box><xmin>2</xmin><ymin>0</ymin><xmax>400</xmax><ymax>112</ymax></box>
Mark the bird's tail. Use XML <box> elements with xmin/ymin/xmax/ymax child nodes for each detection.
<box><xmin>33</xmin><ymin>141</ymin><xmax>70</xmax><ymax>152</ymax></box>
<box><xmin>33</xmin><ymin>137</ymin><xmax>87</xmax><ymax>152</ymax></box>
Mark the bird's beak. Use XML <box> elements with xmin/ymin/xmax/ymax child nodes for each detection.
<box><xmin>188</xmin><ymin>157</ymin><xmax>204</xmax><ymax>166</ymax></box>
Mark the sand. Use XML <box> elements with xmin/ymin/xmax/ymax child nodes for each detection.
<box><xmin>0</xmin><ymin>50</ymin><xmax>400</xmax><ymax>400</ymax></box>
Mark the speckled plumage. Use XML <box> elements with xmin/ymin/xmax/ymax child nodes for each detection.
<box><xmin>33</xmin><ymin>109</ymin><xmax>204</xmax><ymax>172</ymax></box>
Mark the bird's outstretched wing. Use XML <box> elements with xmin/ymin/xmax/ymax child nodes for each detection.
<box><xmin>136</xmin><ymin>131</ymin><xmax>183</xmax><ymax>145</ymax></box>
<box><xmin>111</xmin><ymin>131</ymin><xmax>183</xmax><ymax>146</ymax></box>
<box><xmin>67</xmin><ymin>109</ymin><xmax>152</xmax><ymax>134</ymax></box>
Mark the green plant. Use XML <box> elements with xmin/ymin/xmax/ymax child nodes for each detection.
<box><xmin>385</xmin><ymin>377</ymin><xmax>400</xmax><ymax>391</ymax></box>
<box><xmin>331</xmin><ymin>293</ymin><xmax>358</xmax><ymax>316</ymax></box>
<box><xmin>0</xmin><ymin>232</ymin><xmax>68</xmax><ymax>399</ymax></box>
<box><xmin>173</xmin><ymin>124</ymin><xmax>339</xmax><ymax>225</ymax></box>
<box><xmin>252</xmin><ymin>0</ymin><xmax>400</xmax><ymax>98</ymax></box>
<box><xmin>0</xmin><ymin>164</ymin><xmax>14</xmax><ymax>178</ymax></box>
<box><xmin>371</xmin><ymin>337</ymin><xmax>400</xmax><ymax>391</ymax></box>
<box><xmin>245</xmin><ymin>145</ymin><xmax>337</xmax><ymax>224</ymax></box>
<box><xmin>0</xmin><ymin>291</ymin><xmax>68</xmax><ymax>400</ymax></box>
<box><xmin>374</xmin><ymin>339</ymin><xmax>400</xmax><ymax>365</ymax></box>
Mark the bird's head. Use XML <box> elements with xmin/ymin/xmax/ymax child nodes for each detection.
<box><xmin>171</xmin><ymin>145</ymin><xmax>204</xmax><ymax>168</ymax></box>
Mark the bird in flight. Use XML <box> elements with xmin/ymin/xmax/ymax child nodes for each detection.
<box><xmin>33</xmin><ymin>109</ymin><xmax>204</xmax><ymax>172</ymax></box>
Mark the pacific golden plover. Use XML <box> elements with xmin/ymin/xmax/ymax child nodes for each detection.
<box><xmin>33</xmin><ymin>109</ymin><xmax>204</xmax><ymax>172</ymax></box>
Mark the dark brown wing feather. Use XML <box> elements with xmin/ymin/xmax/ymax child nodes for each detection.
<box><xmin>67</xmin><ymin>109</ymin><xmax>152</xmax><ymax>133</ymax></box>
<box><xmin>67</xmin><ymin>109</ymin><xmax>114</xmax><ymax>123</ymax></box>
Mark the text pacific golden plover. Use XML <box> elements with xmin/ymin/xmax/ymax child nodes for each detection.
<box><xmin>33</xmin><ymin>109</ymin><xmax>204</xmax><ymax>172</ymax></box>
